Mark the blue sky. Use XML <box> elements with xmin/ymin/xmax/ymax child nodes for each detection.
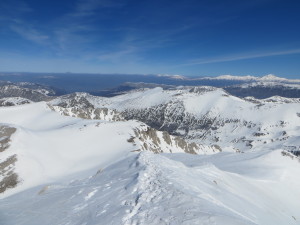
<box><xmin>0</xmin><ymin>0</ymin><xmax>300</xmax><ymax>78</ymax></box>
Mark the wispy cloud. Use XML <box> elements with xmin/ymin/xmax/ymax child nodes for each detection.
<box><xmin>0</xmin><ymin>1</ymin><xmax>50</xmax><ymax>46</ymax></box>
<box><xmin>184</xmin><ymin>49</ymin><xmax>300</xmax><ymax>65</ymax></box>
<box><xmin>51</xmin><ymin>0</ymin><xmax>125</xmax><ymax>54</ymax></box>
<box><xmin>10</xmin><ymin>24</ymin><xmax>49</xmax><ymax>45</ymax></box>
<box><xmin>71</xmin><ymin>0</ymin><xmax>124</xmax><ymax>17</ymax></box>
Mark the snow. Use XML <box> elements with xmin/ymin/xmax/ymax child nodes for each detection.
<box><xmin>214</xmin><ymin>75</ymin><xmax>257</xmax><ymax>80</ymax></box>
<box><xmin>95</xmin><ymin>87</ymin><xmax>172</xmax><ymax>110</ymax></box>
<box><xmin>200</xmin><ymin>74</ymin><xmax>300</xmax><ymax>83</ymax></box>
<box><xmin>0</xmin><ymin>102</ymin><xmax>139</xmax><ymax>197</ymax></box>
<box><xmin>260</xmin><ymin>74</ymin><xmax>287</xmax><ymax>81</ymax></box>
<box><xmin>156</xmin><ymin>74</ymin><xmax>186</xmax><ymax>79</ymax></box>
<box><xmin>1</xmin><ymin>150</ymin><xmax>300</xmax><ymax>225</ymax></box>
<box><xmin>0</xmin><ymin>97</ymin><xmax>32</xmax><ymax>105</ymax></box>
<box><xmin>48</xmin><ymin>87</ymin><xmax>300</xmax><ymax>153</ymax></box>
<box><xmin>238</xmin><ymin>81</ymin><xmax>300</xmax><ymax>89</ymax></box>
<box><xmin>1</xmin><ymin>88</ymin><xmax>300</xmax><ymax>224</ymax></box>
<box><xmin>0</xmin><ymin>101</ymin><xmax>205</xmax><ymax>198</ymax></box>
<box><xmin>182</xmin><ymin>89</ymin><xmax>247</xmax><ymax>117</ymax></box>
<box><xmin>0</xmin><ymin>102</ymin><xmax>80</xmax><ymax>130</ymax></box>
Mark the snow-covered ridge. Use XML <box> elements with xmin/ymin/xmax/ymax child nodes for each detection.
<box><xmin>212</xmin><ymin>74</ymin><xmax>291</xmax><ymax>81</ymax></box>
<box><xmin>50</xmin><ymin>86</ymin><xmax>300</xmax><ymax>153</ymax></box>
<box><xmin>156</xmin><ymin>74</ymin><xmax>186</xmax><ymax>79</ymax></box>
<box><xmin>1</xmin><ymin>150</ymin><xmax>300</xmax><ymax>225</ymax></box>
<box><xmin>0</xmin><ymin>101</ymin><xmax>216</xmax><ymax>198</ymax></box>
<box><xmin>0</xmin><ymin>97</ymin><xmax>32</xmax><ymax>106</ymax></box>
<box><xmin>233</xmin><ymin>81</ymin><xmax>300</xmax><ymax>88</ymax></box>
<box><xmin>212</xmin><ymin>74</ymin><xmax>257</xmax><ymax>80</ymax></box>
<box><xmin>161</xmin><ymin>73</ymin><xmax>300</xmax><ymax>83</ymax></box>
<box><xmin>1</xmin><ymin>84</ymin><xmax>300</xmax><ymax>224</ymax></box>
<box><xmin>0</xmin><ymin>85</ymin><xmax>52</xmax><ymax>102</ymax></box>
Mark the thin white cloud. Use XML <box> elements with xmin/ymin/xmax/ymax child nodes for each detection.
<box><xmin>184</xmin><ymin>49</ymin><xmax>300</xmax><ymax>65</ymax></box>
<box><xmin>10</xmin><ymin>25</ymin><xmax>49</xmax><ymax>45</ymax></box>
<box><xmin>72</xmin><ymin>0</ymin><xmax>124</xmax><ymax>17</ymax></box>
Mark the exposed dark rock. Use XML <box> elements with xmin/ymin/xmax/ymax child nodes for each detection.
<box><xmin>48</xmin><ymin>104</ymin><xmax>124</xmax><ymax>121</ymax></box>
<box><xmin>131</xmin><ymin>126</ymin><xmax>218</xmax><ymax>154</ymax></box>
<box><xmin>0</xmin><ymin>97</ymin><xmax>32</xmax><ymax>106</ymax></box>
<box><xmin>0</xmin><ymin>126</ymin><xmax>16</xmax><ymax>152</ymax></box>
<box><xmin>281</xmin><ymin>151</ymin><xmax>300</xmax><ymax>162</ymax></box>
<box><xmin>0</xmin><ymin>155</ymin><xmax>19</xmax><ymax>193</ymax></box>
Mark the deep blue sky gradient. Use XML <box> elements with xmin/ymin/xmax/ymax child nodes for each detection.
<box><xmin>0</xmin><ymin>0</ymin><xmax>300</xmax><ymax>78</ymax></box>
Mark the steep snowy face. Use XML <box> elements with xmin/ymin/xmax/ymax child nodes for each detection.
<box><xmin>0</xmin><ymin>102</ymin><xmax>215</xmax><ymax>197</ymax></box>
<box><xmin>51</xmin><ymin>87</ymin><xmax>300</xmax><ymax>153</ymax></box>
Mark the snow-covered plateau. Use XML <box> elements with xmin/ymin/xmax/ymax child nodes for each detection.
<box><xmin>1</xmin><ymin>83</ymin><xmax>300</xmax><ymax>225</ymax></box>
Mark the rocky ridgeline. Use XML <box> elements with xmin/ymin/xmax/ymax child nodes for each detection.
<box><xmin>122</xmin><ymin>103</ymin><xmax>298</xmax><ymax>152</ymax></box>
<box><xmin>281</xmin><ymin>150</ymin><xmax>300</xmax><ymax>163</ymax></box>
<box><xmin>48</xmin><ymin>88</ymin><xmax>300</xmax><ymax>152</ymax></box>
<box><xmin>129</xmin><ymin>125</ymin><xmax>220</xmax><ymax>154</ymax></box>
<box><xmin>0</xmin><ymin>97</ymin><xmax>32</xmax><ymax>106</ymax></box>
<box><xmin>3</xmin><ymin>83</ymin><xmax>299</xmax><ymax>153</ymax></box>
<box><xmin>49</xmin><ymin>104</ymin><xmax>124</xmax><ymax>121</ymax></box>
<box><xmin>48</xmin><ymin>93</ymin><xmax>220</xmax><ymax>155</ymax></box>
<box><xmin>48</xmin><ymin>93</ymin><xmax>125</xmax><ymax>121</ymax></box>
<box><xmin>0</xmin><ymin>84</ymin><xmax>52</xmax><ymax>102</ymax></box>
<box><xmin>0</xmin><ymin>125</ymin><xmax>19</xmax><ymax>194</ymax></box>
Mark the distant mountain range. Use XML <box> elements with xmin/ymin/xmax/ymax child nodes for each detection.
<box><xmin>1</xmin><ymin>73</ymin><xmax>300</xmax><ymax>98</ymax></box>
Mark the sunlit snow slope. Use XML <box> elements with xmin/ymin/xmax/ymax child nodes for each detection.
<box><xmin>51</xmin><ymin>87</ymin><xmax>300</xmax><ymax>152</ymax></box>
<box><xmin>1</xmin><ymin>87</ymin><xmax>300</xmax><ymax>225</ymax></box>
<box><xmin>1</xmin><ymin>150</ymin><xmax>300</xmax><ymax>225</ymax></box>
<box><xmin>0</xmin><ymin>102</ymin><xmax>211</xmax><ymax>198</ymax></box>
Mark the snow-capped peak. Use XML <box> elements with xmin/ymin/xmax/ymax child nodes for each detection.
<box><xmin>259</xmin><ymin>74</ymin><xmax>287</xmax><ymax>81</ymax></box>
<box><xmin>156</xmin><ymin>74</ymin><xmax>186</xmax><ymax>79</ymax></box>
<box><xmin>214</xmin><ymin>75</ymin><xmax>257</xmax><ymax>80</ymax></box>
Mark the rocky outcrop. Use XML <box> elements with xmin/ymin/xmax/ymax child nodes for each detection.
<box><xmin>0</xmin><ymin>125</ymin><xmax>19</xmax><ymax>194</ymax></box>
<box><xmin>0</xmin><ymin>126</ymin><xmax>16</xmax><ymax>152</ymax></box>
<box><xmin>0</xmin><ymin>85</ymin><xmax>52</xmax><ymax>102</ymax></box>
<box><xmin>0</xmin><ymin>155</ymin><xmax>18</xmax><ymax>193</ymax></box>
<box><xmin>48</xmin><ymin>93</ymin><xmax>124</xmax><ymax>121</ymax></box>
<box><xmin>129</xmin><ymin>126</ymin><xmax>220</xmax><ymax>154</ymax></box>
<box><xmin>49</xmin><ymin>87</ymin><xmax>300</xmax><ymax>152</ymax></box>
<box><xmin>0</xmin><ymin>97</ymin><xmax>32</xmax><ymax>107</ymax></box>
<box><xmin>281</xmin><ymin>150</ymin><xmax>300</xmax><ymax>163</ymax></box>
<box><xmin>48</xmin><ymin>105</ymin><xmax>124</xmax><ymax>121</ymax></box>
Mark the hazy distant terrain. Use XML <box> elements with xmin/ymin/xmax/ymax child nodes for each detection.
<box><xmin>1</xmin><ymin>73</ymin><xmax>300</xmax><ymax>99</ymax></box>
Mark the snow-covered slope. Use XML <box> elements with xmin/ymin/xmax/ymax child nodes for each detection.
<box><xmin>0</xmin><ymin>102</ymin><xmax>213</xmax><ymax>197</ymax></box>
<box><xmin>1</xmin><ymin>150</ymin><xmax>300</xmax><ymax>225</ymax></box>
<box><xmin>0</xmin><ymin>84</ymin><xmax>52</xmax><ymax>102</ymax></box>
<box><xmin>50</xmin><ymin>87</ymin><xmax>300</xmax><ymax>153</ymax></box>
<box><xmin>176</xmin><ymin>74</ymin><xmax>300</xmax><ymax>83</ymax></box>
<box><xmin>1</xmin><ymin>84</ymin><xmax>300</xmax><ymax>225</ymax></box>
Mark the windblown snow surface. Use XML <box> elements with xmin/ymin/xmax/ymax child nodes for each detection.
<box><xmin>0</xmin><ymin>93</ymin><xmax>300</xmax><ymax>224</ymax></box>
